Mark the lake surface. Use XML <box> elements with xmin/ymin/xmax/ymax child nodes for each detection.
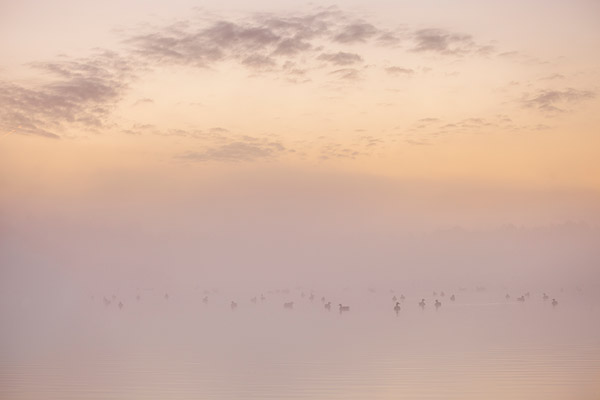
<box><xmin>1</xmin><ymin>287</ymin><xmax>599</xmax><ymax>399</ymax></box>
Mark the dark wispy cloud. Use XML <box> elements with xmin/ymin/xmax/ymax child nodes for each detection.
<box><xmin>126</xmin><ymin>10</ymin><xmax>342</xmax><ymax>70</ymax></box>
<box><xmin>0</xmin><ymin>51</ymin><xmax>133</xmax><ymax>138</ymax></box>
<box><xmin>521</xmin><ymin>88</ymin><xmax>595</xmax><ymax>113</ymax></box>
<box><xmin>0</xmin><ymin>7</ymin><xmax>506</xmax><ymax>143</ymax></box>
<box><xmin>319</xmin><ymin>142</ymin><xmax>364</xmax><ymax>160</ymax></box>
<box><xmin>329</xmin><ymin>68</ymin><xmax>362</xmax><ymax>81</ymax></box>
<box><xmin>333</xmin><ymin>22</ymin><xmax>379</xmax><ymax>43</ymax></box>
<box><xmin>385</xmin><ymin>66</ymin><xmax>414</xmax><ymax>75</ymax></box>
<box><xmin>411</xmin><ymin>29</ymin><xmax>494</xmax><ymax>56</ymax></box>
<box><xmin>406</xmin><ymin>114</ymin><xmax>521</xmax><ymax>142</ymax></box>
<box><xmin>176</xmin><ymin>137</ymin><xmax>285</xmax><ymax>162</ymax></box>
<box><xmin>318</xmin><ymin>51</ymin><xmax>363</xmax><ymax>66</ymax></box>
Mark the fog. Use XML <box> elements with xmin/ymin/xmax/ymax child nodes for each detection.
<box><xmin>2</xmin><ymin>168</ymin><xmax>600</xmax><ymax>399</ymax></box>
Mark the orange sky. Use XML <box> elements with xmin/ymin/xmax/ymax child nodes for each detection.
<box><xmin>1</xmin><ymin>1</ymin><xmax>600</xmax><ymax>233</ymax></box>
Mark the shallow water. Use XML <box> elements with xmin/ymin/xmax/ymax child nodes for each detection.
<box><xmin>1</xmin><ymin>287</ymin><xmax>599</xmax><ymax>399</ymax></box>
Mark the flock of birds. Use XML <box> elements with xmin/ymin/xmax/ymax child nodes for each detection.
<box><xmin>97</xmin><ymin>288</ymin><xmax>560</xmax><ymax>315</ymax></box>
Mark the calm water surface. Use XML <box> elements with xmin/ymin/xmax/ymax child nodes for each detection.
<box><xmin>1</xmin><ymin>288</ymin><xmax>599</xmax><ymax>399</ymax></box>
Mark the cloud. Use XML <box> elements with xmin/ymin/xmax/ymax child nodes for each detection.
<box><xmin>318</xmin><ymin>52</ymin><xmax>363</xmax><ymax>66</ymax></box>
<box><xmin>411</xmin><ymin>29</ymin><xmax>493</xmax><ymax>56</ymax></box>
<box><xmin>133</xmin><ymin>98</ymin><xmax>154</xmax><ymax>106</ymax></box>
<box><xmin>242</xmin><ymin>54</ymin><xmax>277</xmax><ymax>69</ymax></box>
<box><xmin>385</xmin><ymin>66</ymin><xmax>414</xmax><ymax>75</ymax></box>
<box><xmin>319</xmin><ymin>142</ymin><xmax>364</xmax><ymax>160</ymax></box>
<box><xmin>272</xmin><ymin>37</ymin><xmax>312</xmax><ymax>56</ymax></box>
<box><xmin>126</xmin><ymin>11</ymin><xmax>339</xmax><ymax>69</ymax></box>
<box><xmin>521</xmin><ymin>88</ymin><xmax>595</xmax><ymax>113</ymax></box>
<box><xmin>333</xmin><ymin>22</ymin><xmax>378</xmax><ymax>43</ymax></box>
<box><xmin>329</xmin><ymin>68</ymin><xmax>361</xmax><ymax>81</ymax></box>
<box><xmin>176</xmin><ymin>138</ymin><xmax>285</xmax><ymax>162</ymax></box>
<box><xmin>0</xmin><ymin>51</ymin><xmax>132</xmax><ymax>138</ymax></box>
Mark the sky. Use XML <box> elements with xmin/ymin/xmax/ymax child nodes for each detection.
<box><xmin>1</xmin><ymin>0</ymin><xmax>600</xmax><ymax>290</ymax></box>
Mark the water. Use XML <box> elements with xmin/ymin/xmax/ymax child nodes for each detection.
<box><xmin>1</xmin><ymin>287</ymin><xmax>599</xmax><ymax>399</ymax></box>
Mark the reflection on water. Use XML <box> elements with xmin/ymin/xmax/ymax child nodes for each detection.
<box><xmin>1</xmin><ymin>287</ymin><xmax>599</xmax><ymax>399</ymax></box>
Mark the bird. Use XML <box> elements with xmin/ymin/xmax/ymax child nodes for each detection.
<box><xmin>136</xmin><ymin>294</ymin><xmax>140</xmax><ymax>301</ymax></box>
<box><xmin>392</xmin><ymin>295</ymin><xmax>397</xmax><ymax>302</ymax></box>
<box><xmin>324</xmin><ymin>302</ymin><xmax>331</xmax><ymax>310</ymax></box>
<box><xmin>321</xmin><ymin>296</ymin><xmax>326</xmax><ymax>303</ymax></box>
<box><xmin>435</xmin><ymin>299</ymin><xmax>442</xmax><ymax>309</ymax></box>
<box><xmin>230</xmin><ymin>301</ymin><xmax>237</xmax><ymax>310</ymax></box>
<box><xmin>260</xmin><ymin>294</ymin><xmax>266</xmax><ymax>301</ymax></box>
<box><xmin>543</xmin><ymin>293</ymin><xmax>549</xmax><ymax>301</ymax></box>
<box><xmin>251</xmin><ymin>296</ymin><xmax>257</xmax><ymax>304</ymax></box>
<box><xmin>552</xmin><ymin>299</ymin><xmax>558</xmax><ymax>307</ymax></box>
<box><xmin>400</xmin><ymin>294</ymin><xmax>406</xmax><ymax>301</ymax></box>
<box><xmin>394</xmin><ymin>302</ymin><xmax>401</xmax><ymax>315</ymax></box>
<box><xmin>419</xmin><ymin>299</ymin><xmax>426</xmax><ymax>308</ymax></box>
<box><xmin>202</xmin><ymin>296</ymin><xmax>208</xmax><ymax>304</ymax></box>
<box><xmin>284</xmin><ymin>301</ymin><xmax>294</xmax><ymax>309</ymax></box>
<box><xmin>164</xmin><ymin>293</ymin><xmax>169</xmax><ymax>300</ymax></box>
<box><xmin>450</xmin><ymin>294</ymin><xmax>456</xmax><ymax>301</ymax></box>
<box><xmin>440</xmin><ymin>291</ymin><xmax>445</xmax><ymax>297</ymax></box>
<box><xmin>505</xmin><ymin>294</ymin><xmax>511</xmax><ymax>300</ymax></box>
<box><xmin>103</xmin><ymin>297</ymin><xmax>111</xmax><ymax>307</ymax></box>
<box><xmin>118</xmin><ymin>301</ymin><xmax>124</xmax><ymax>310</ymax></box>
<box><xmin>339</xmin><ymin>304</ymin><xmax>350</xmax><ymax>313</ymax></box>
<box><xmin>517</xmin><ymin>296</ymin><xmax>525</xmax><ymax>302</ymax></box>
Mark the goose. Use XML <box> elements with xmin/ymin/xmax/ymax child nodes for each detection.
<box><xmin>450</xmin><ymin>294</ymin><xmax>455</xmax><ymax>301</ymax></box>
<box><xmin>543</xmin><ymin>293</ymin><xmax>549</xmax><ymax>301</ymax></box>
<box><xmin>284</xmin><ymin>301</ymin><xmax>294</xmax><ymax>309</ymax></box>
<box><xmin>118</xmin><ymin>301</ymin><xmax>124</xmax><ymax>310</ymax></box>
<box><xmin>309</xmin><ymin>293</ymin><xmax>315</xmax><ymax>301</ymax></box>
<box><xmin>419</xmin><ymin>299</ymin><xmax>426</xmax><ymax>308</ymax></box>
<box><xmin>230</xmin><ymin>301</ymin><xmax>237</xmax><ymax>310</ymax></box>
<box><xmin>338</xmin><ymin>304</ymin><xmax>350</xmax><ymax>313</ymax></box>
<box><xmin>392</xmin><ymin>295</ymin><xmax>397</xmax><ymax>302</ymax></box>
<box><xmin>435</xmin><ymin>300</ymin><xmax>442</xmax><ymax>309</ymax></box>
<box><xmin>400</xmin><ymin>294</ymin><xmax>406</xmax><ymax>301</ymax></box>
<box><xmin>321</xmin><ymin>296</ymin><xmax>326</xmax><ymax>303</ymax></box>
<box><xmin>440</xmin><ymin>291</ymin><xmax>445</xmax><ymax>297</ymax></box>
<box><xmin>103</xmin><ymin>297</ymin><xmax>111</xmax><ymax>307</ymax></box>
<box><xmin>394</xmin><ymin>302</ymin><xmax>401</xmax><ymax>315</ymax></box>
<box><xmin>517</xmin><ymin>296</ymin><xmax>525</xmax><ymax>302</ymax></box>
<box><xmin>505</xmin><ymin>294</ymin><xmax>511</xmax><ymax>300</ymax></box>
<box><xmin>324</xmin><ymin>302</ymin><xmax>331</xmax><ymax>310</ymax></box>
<box><xmin>552</xmin><ymin>299</ymin><xmax>558</xmax><ymax>307</ymax></box>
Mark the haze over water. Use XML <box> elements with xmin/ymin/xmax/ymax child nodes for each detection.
<box><xmin>1</xmin><ymin>283</ymin><xmax>599</xmax><ymax>399</ymax></box>
<box><xmin>1</xmin><ymin>0</ymin><xmax>600</xmax><ymax>399</ymax></box>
